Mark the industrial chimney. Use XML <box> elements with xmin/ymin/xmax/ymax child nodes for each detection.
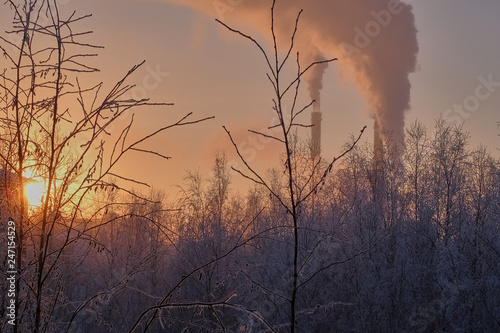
<box><xmin>373</xmin><ymin>119</ymin><xmax>384</xmax><ymax>170</ymax></box>
<box><xmin>311</xmin><ymin>105</ymin><xmax>322</xmax><ymax>160</ymax></box>
<box><xmin>373</xmin><ymin>118</ymin><xmax>386</xmax><ymax>204</ymax></box>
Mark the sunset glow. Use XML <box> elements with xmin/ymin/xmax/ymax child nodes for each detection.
<box><xmin>25</xmin><ymin>180</ymin><xmax>45</xmax><ymax>207</ymax></box>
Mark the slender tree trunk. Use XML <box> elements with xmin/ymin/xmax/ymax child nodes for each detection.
<box><xmin>34</xmin><ymin>10</ymin><xmax>64</xmax><ymax>331</ymax></box>
<box><xmin>14</xmin><ymin>14</ymin><xmax>27</xmax><ymax>332</ymax></box>
<box><xmin>283</xmin><ymin>111</ymin><xmax>299</xmax><ymax>333</ymax></box>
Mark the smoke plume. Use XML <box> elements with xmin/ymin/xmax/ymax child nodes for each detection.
<box><xmin>165</xmin><ymin>0</ymin><xmax>419</xmax><ymax>153</ymax></box>
<box><xmin>303</xmin><ymin>49</ymin><xmax>329</xmax><ymax>112</ymax></box>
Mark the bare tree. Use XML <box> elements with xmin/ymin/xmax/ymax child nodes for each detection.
<box><xmin>216</xmin><ymin>1</ymin><xmax>365</xmax><ymax>331</ymax></box>
<box><xmin>0</xmin><ymin>1</ymin><xmax>211</xmax><ymax>332</ymax></box>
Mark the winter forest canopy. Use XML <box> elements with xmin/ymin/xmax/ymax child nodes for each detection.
<box><xmin>1</xmin><ymin>0</ymin><xmax>500</xmax><ymax>332</ymax></box>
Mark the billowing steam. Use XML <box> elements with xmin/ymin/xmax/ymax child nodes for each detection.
<box><xmin>165</xmin><ymin>0</ymin><xmax>419</xmax><ymax>153</ymax></box>
<box><xmin>303</xmin><ymin>49</ymin><xmax>329</xmax><ymax>113</ymax></box>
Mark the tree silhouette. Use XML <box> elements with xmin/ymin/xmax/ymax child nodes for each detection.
<box><xmin>217</xmin><ymin>1</ymin><xmax>366</xmax><ymax>331</ymax></box>
<box><xmin>0</xmin><ymin>1</ymin><xmax>211</xmax><ymax>332</ymax></box>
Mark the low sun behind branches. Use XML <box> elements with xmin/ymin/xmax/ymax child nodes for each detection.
<box><xmin>25</xmin><ymin>179</ymin><xmax>45</xmax><ymax>207</ymax></box>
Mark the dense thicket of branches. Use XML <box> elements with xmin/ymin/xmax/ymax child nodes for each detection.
<box><xmin>0</xmin><ymin>1</ymin><xmax>209</xmax><ymax>332</ymax></box>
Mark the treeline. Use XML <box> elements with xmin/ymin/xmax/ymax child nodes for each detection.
<box><xmin>9</xmin><ymin>119</ymin><xmax>497</xmax><ymax>332</ymax></box>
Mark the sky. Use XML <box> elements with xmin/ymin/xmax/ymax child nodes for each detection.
<box><xmin>1</xmin><ymin>0</ymin><xmax>499</xmax><ymax>196</ymax></box>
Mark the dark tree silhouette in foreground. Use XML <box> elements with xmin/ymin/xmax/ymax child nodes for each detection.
<box><xmin>0</xmin><ymin>1</ymin><xmax>211</xmax><ymax>332</ymax></box>
<box><xmin>216</xmin><ymin>1</ymin><xmax>366</xmax><ymax>331</ymax></box>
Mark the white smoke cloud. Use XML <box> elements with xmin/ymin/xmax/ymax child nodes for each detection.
<box><xmin>302</xmin><ymin>48</ymin><xmax>329</xmax><ymax>113</ymax></box>
<box><xmin>164</xmin><ymin>0</ymin><xmax>419</xmax><ymax>152</ymax></box>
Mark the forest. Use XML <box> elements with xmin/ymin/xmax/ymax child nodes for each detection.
<box><xmin>0</xmin><ymin>0</ymin><xmax>499</xmax><ymax>332</ymax></box>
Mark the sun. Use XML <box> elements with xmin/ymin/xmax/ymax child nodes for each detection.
<box><xmin>25</xmin><ymin>180</ymin><xmax>45</xmax><ymax>207</ymax></box>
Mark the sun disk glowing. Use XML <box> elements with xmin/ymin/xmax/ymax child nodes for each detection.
<box><xmin>25</xmin><ymin>180</ymin><xmax>45</xmax><ymax>207</ymax></box>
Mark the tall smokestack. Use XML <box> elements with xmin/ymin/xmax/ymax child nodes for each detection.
<box><xmin>311</xmin><ymin>107</ymin><xmax>322</xmax><ymax>159</ymax></box>
<box><xmin>374</xmin><ymin>118</ymin><xmax>384</xmax><ymax>170</ymax></box>
<box><xmin>305</xmin><ymin>50</ymin><xmax>327</xmax><ymax>160</ymax></box>
<box><xmin>373</xmin><ymin>118</ymin><xmax>386</xmax><ymax>205</ymax></box>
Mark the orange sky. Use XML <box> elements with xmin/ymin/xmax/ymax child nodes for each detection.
<box><xmin>1</xmin><ymin>0</ymin><xmax>499</xmax><ymax>196</ymax></box>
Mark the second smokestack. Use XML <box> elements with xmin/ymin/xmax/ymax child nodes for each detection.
<box><xmin>374</xmin><ymin>118</ymin><xmax>383</xmax><ymax>169</ymax></box>
<box><xmin>373</xmin><ymin>118</ymin><xmax>386</xmax><ymax>202</ymax></box>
